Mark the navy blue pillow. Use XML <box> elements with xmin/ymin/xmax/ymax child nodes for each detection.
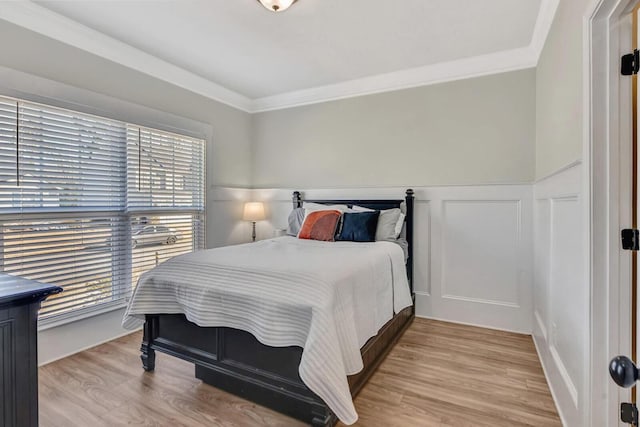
<box><xmin>336</xmin><ymin>211</ymin><xmax>380</xmax><ymax>242</ymax></box>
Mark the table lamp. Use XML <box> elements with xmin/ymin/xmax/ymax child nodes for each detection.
<box><xmin>243</xmin><ymin>202</ymin><xmax>265</xmax><ymax>242</ymax></box>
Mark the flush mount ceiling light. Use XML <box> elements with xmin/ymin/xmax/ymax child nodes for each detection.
<box><xmin>257</xmin><ymin>0</ymin><xmax>298</xmax><ymax>12</ymax></box>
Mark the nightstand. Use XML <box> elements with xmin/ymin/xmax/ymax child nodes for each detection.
<box><xmin>0</xmin><ymin>274</ymin><xmax>62</xmax><ymax>427</ymax></box>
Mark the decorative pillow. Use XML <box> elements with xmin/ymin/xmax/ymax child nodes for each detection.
<box><xmin>298</xmin><ymin>210</ymin><xmax>342</xmax><ymax>241</ymax></box>
<box><xmin>352</xmin><ymin>206</ymin><xmax>402</xmax><ymax>241</ymax></box>
<box><xmin>336</xmin><ymin>211</ymin><xmax>380</xmax><ymax>242</ymax></box>
<box><xmin>286</xmin><ymin>207</ymin><xmax>306</xmax><ymax>236</ymax></box>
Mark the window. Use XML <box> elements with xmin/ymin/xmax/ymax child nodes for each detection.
<box><xmin>126</xmin><ymin>125</ymin><xmax>205</xmax><ymax>291</ymax></box>
<box><xmin>0</xmin><ymin>96</ymin><xmax>205</xmax><ymax>321</ymax></box>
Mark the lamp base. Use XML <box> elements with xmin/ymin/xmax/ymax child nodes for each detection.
<box><xmin>251</xmin><ymin>221</ymin><xmax>257</xmax><ymax>242</ymax></box>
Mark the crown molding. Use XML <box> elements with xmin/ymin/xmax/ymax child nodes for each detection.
<box><xmin>0</xmin><ymin>1</ymin><xmax>254</xmax><ymax>112</ymax></box>
<box><xmin>249</xmin><ymin>47</ymin><xmax>538</xmax><ymax>112</ymax></box>
<box><xmin>530</xmin><ymin>0</ymin><xmax>560</xmax><ymax>57</ymax></box>
<box><xmin>249</xmin><ymin>0</ymin><xmax>559</xmax><ymax>112</ymax></box>
<box><xmin>1</xmin><ymin>0</ymin><xmax>558</xmax><ymax>114</ymax></box>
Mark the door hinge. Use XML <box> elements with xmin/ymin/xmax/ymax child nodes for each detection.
<box><xmin>622</xmin><ymin>49</ymin><xmax>640</xmax><ymax>75</ymax></box>
<box><xmin>622</xmin><ymin>402</ymin><xmax>638</xmax><ymax>425</ymax></box>
<box><xmin>622</xmin><ymin>229</ymin><xmax>640</xmax><ymax>250</ymax></box>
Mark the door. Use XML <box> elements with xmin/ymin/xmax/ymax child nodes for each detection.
<box><xmin>610</xmin><ymin>5</ymin><xmax>640</xmax><ymax>426</ymax></box>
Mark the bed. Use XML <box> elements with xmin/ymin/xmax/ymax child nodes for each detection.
<box><xmin>123</xmin><ymin>189</ymin><xmax>415</xmax><ymax>426</ymax></box>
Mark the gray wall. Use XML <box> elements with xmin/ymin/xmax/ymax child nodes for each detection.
<box><xmin>1</xmin><ymin>18</ymin><xmax>539</xmax><ymax>190</ymax></box>
<box><xmin>535</xmin><ymin>0</ymin><xmax>585</xmax><ymax>179</ymax></box>
<box><xmin>251</xmin><ymin>69</ymin><xmax>536</xmax><ymax>188</ymax></box>
<box><xmin>0</xmin><ymin>21</ymin><xmax>252</xmax><ymax>188</ymax></box>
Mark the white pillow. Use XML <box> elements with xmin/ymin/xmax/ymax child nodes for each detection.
<box><xmin>352</xmin><ymin>205</ymin><xmax>402</xmax><ymax>241</ymax></box>
<box><xmin>351</xmin><ymin>205</ymin><xmax>374</xmax><ymax>212</ymax></box>
<box><xmin>304</xmin><ymin>202</ymin><xmax>349</xmax><ymax>212</ymax></box>
<box><xmin>395</xmin><ymin>212</ymin><xmax>405</xmax><ymax>238</ymax></box>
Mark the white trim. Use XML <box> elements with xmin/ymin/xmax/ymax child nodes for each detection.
<box><xmin>250</xmin><ymin>47</ymin><xmax>538</xmax><ymax>112</ymax></box>
<box><xmin>535</xmin><ymin>160</ymin><xmax>583</xmax><ymax>184</ymax></box>
<box><xmin>549</xmin><ymin>345</ymin><xmax>580</xmax><ymax>407</ymax></box>
<box><xmin>415</xmin><ymin>313</ymin><xmax>530</xmax><ymax>336</ymax></box>
<box><xmin>551</xmin><ymin>195</ymin><xmax>580</xmax><ymax>203</ymax></box>
<box><xmin>413</xmin><ymin>291</ymin><xmax>431</xmax><ymax>297</ymax></box>
<box><xmin>251</xmin><ymin>181</ymin><xmax>534</xmax><ymax>193</ymax></box>
<box><xmin>38</xmin><ymin>328</ymin><xmax>141</xmax><ymax>367</ymax></box>
<box><xmin>535</xmin><ymin>309</ymin><xmax>548</xmax><ymax>341</ymax></box>
<box><xmin>530</xmin><ymin>0</ymin><xmax>560</xmax><ymax>57</ymax></box>
<box><xmin>0</xmin><ymin>2</ymin><xmax>253</xmax><ymax>112</ymax></box>
<box><xmin>38</xmin><ymin>301</ymin><xmax>127</xmax><ymax>331</ymax></box>
<box><xmin>0</xmin><ymin>1</ymin><xmax>559</xmax><ymax>113</ymax></box>
<box><xmin>440</xmin><ymin>294</ymin><xmax>520</xmax><ymax>308</ymax></box>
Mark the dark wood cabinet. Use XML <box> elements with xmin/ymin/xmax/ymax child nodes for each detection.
<box><xmin>0</xmin><ymin>274</ymin><xmax>61</xmax><ymax>427</ymax></box>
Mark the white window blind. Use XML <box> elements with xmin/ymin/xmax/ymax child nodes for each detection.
<box><xmin>14</xmin><ymin>102</ymin><xmax>127</xmax><ymax>212</ymax></box>
<box><xmin>0</xmin><ymin>99</ymin><xmax>17</xmax><ymax>194</ymax></box>
<box><xmin>127</xmin><ymin>125</ymin><xmax>205</xmax><ymax>211</ymax></box>
<box><xmin>0</xmin><ymin>95</ymin><xmax>205</xmax><ymax>322</ymax></box>
<box><xmin>1</xmin><ymin>215</ymin><xmax>128</xmax><ymax>318</ymax></box>
<box><xmin>130</xmin><ymin>213</ymin><xmax>204</xmax><ymax>288</ymax></box>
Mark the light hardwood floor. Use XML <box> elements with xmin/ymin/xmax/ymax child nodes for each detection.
<box><xmin>39</xmin><ymin>318</ymin><xmax>561</xmax><ymax>426</ymax></box>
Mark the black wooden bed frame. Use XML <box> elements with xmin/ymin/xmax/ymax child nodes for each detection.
<box><xmin>139</xmin><ymin>189</ymin><xmax>416</xmax><ymax>426</ymax></box>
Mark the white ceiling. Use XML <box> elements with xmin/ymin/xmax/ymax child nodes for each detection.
<box><xmin>1</xmin><ymin>0</ymin><xmax>556</xmax><ymax>112</ymax></box>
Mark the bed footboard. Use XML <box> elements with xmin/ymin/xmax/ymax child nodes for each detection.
<box><xmin>140</xmin><ymin>306</ymin><xmax>413</xmax><ymax>426</ymax></box>
<box><xmin>140</xmin><ymin>318</ymin><xmax>156</xmax><ymax>371</ymax></box>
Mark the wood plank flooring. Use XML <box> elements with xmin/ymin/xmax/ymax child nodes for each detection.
<box><xmin>38</xmin><ymin>318</ymin><xmax>561</xmax><ymax>426</ymax></box>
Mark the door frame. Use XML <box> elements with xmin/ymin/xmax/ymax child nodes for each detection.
<box><xmin>587</xmin><ymin>0</ymin><xmax>636</xmax><ymax>425</ymax></box>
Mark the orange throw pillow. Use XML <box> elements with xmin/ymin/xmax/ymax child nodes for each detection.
<box><xmin>298</xmin><ymin>210</ymin><xmax>342</xmax><ymax>241</ymax></box>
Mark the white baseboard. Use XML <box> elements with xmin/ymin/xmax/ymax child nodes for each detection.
<box><xmin>415</xmin><ymin>313</ymin><xmax>530</xmax><ymax>335</ymax></box>
<box><xmin>533</xmin><ymin>332</ymin><xmax>569</xmax><ymax>427</ymax></box>
<box><xmin>39</xmin><ymin>328</ymin><xmax>141</xmax><ymax>367</ymax></box>
<box><xmin>38</xmin><ymin>307</ymin><xmax>137</xmax><ymax>366</ymax></box>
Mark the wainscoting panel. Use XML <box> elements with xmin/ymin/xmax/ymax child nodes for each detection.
<box><xmin>255</xmin><ymin>184</ymin><xmax>533</xmax><ymax>333</ymax></box>
<box><xmin>550</xmin><ymin>195</ymin><xmax>582</xmax><ymax>403</ymax></box>
<box><xmin>413</xmin><ymin>201</ymin><xmax>431</xmax><ymax>296</ymax></box>
<box><xmin>534</xmin><ymin>198</ymin><xmax>550</xmax><ymax>341</ymax></box>
<box><xmin>423</xmin><ymin>185</ymin><xmax>532</xmax><ymax>333</ymax></box>
<box><xmin>532</xmin><ymin>162</ymin><xmax>585</xmax><ymax>427</ymax></box>
<box><xmin>441</xmin><ymin>200</ymin><xmax>521</xmax><ymax>306</ymax></box>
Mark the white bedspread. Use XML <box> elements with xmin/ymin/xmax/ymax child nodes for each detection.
<box><xmin>122</xmin><ymin>236</ymin><xmax>413</xmax><ymax>425</ymax></box>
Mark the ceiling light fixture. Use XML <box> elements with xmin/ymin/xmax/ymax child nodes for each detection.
<box><xmin>257</xmin><ymin>0</ymin><xmax>297</xmax><ymax>12</ymax></box>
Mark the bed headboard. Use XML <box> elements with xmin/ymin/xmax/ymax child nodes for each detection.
<box><xmin>291</xmin><ymin>189</ymin><xmax>415</xmax><ymax>298</ymax></box>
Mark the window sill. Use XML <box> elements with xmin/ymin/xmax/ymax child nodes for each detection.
<box><xmin>37</xmin><ymin>300</ymin><xmax>128</xmax><ymax>332</ymax></box>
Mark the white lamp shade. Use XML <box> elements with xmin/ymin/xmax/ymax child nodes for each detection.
<box><xmin>258</xmin><ymin>0</ymin><xmax>297</xmax><ymax>12</ymax></box>
<box><xmin>243</xmin><ymin>202</ymin><xmax>266</xmax><ymax>221</ymax></box>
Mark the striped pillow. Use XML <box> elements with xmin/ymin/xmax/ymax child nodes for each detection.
<box><xmin>297</xmin><ymin>210</ymin><xmax>342</xmax><ymax>241</ymax></box>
